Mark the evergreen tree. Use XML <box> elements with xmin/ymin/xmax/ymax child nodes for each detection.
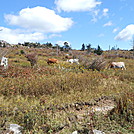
<box><xmin>94</xmin><ymin>45</ymin><xmax>103</xmax><ymax>55</ymax></box>
<box><xmin>86</xmin><ymin>44</ymin><xmax>92</xmax><ymax>53</ymax></box>
<box><xmin>63</xmin><ymin>41</ymin><xmax>71</xmax><ymax>52</ymax></box>
<box><xmin>46</xmin><ymin>42</ymin><xmax>53</xmax><ymax>48</ymax></box>
<box><xmin>111</xmin><ymin>46</ymin><xmax>116</xmax><ymax>50</ymax></box>
<box><xmin>81</xmin><ymin>43</ymin><xmax>85</xmax><ymax>51</ymax></box>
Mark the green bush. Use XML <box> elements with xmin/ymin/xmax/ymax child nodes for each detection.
<box><xmin>20</xmin><ymin>50</ymin><xmax>25</xmax><ymax>54</ymax></box>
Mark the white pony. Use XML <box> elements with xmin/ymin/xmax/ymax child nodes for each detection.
<box><xmin>67</xmin><ymin>59</ymin><xmax>79</xmax><ymax>64</ymax></box>
<box><xmin>109</xmin><ymin>62</ymin><xmax>126</xmax><ymax>70</ymax></box>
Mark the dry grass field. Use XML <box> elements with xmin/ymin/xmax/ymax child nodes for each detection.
<box><xmin>0</xmin><ymin>47</ymin><xmax>134</xmax><ymax>133</ymax></box>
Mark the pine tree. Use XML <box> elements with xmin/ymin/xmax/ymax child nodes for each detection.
<box><xmin>63</xmin><ymin>42</ymin><xmax>71</xmax><ymax>52</ymax></box>
<box><xmin>81</xmin><ymin>43</ymin><xmax>85</xmax><ymax>51</ymax></box>
<box><xmin>86</xmin><ymin>44</ymin><xmax>92</xmax><ymax>53</ymax></box>
<box><xmin>94</xmin><ymin>45</ymin><xmax>103</xmax><ymax>55</ymax></box>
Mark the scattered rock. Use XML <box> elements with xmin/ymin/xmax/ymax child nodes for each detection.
<box><xmin>72</xmin><ymin>129</ymin><xmax>105</xmax><ymax>134</ymax></box>
<box><xmin>72</xmin><ymin>130</ymin><xmax>78</xmax><ymax>134</ymax></box>
<box><xmin>92</xmin><ymin>129</ymin><xmax>105</xmax><ymax>134</ymax></box>
<box><xmin>8</xmin><ymin>124</ymin><xmax>23</xmax><ymax>134</ymax></box>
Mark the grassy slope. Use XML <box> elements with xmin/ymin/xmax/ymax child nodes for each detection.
<box><xmin>0</xmin><ymin>47</ymin><xmax>134</xmax><ymax>133</ymax></box>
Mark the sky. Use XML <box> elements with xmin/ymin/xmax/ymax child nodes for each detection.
<box><xmin>0</xmin><ymin>0</ymin><xmax>134</xmax><ymax>50</ymax></box>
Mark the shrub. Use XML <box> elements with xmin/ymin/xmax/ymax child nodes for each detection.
<box><xmin>20</xmin><ymin>50</ymin><xmax>25</xmax><ymax>54</ymax></box>
<box><xmin>108</xmin><ymin>93</ymin><xmax>134</xmax><ymax>129</ymax></box>
<box><xmin>94</xmin><ymin>45</ymin><xmax>103</xmax><ymax>55</ymax></box>
<box><xmin>88</xmin><ymin>57</ymin><xmax>107</xmax><ymax>71</ymax></box>
<box><xmin>25</xmin><ymin>53</ymin><xmax>37</xmax><ymax>67</ymax></box>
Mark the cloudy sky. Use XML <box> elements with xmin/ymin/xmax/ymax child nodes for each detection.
<box><xmin>0</xmin><ymin>0</ymin><xmax>134</xmax><ymax>50</ymax></box>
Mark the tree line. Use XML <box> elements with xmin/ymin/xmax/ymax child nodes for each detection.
<box><xmin>81</xmin><ymin>43</ymin><xmax>103</xmax><ymax>55</ymax></box>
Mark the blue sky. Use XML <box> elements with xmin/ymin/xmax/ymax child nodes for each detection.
<box><xmin>0</xmin><ymin>0</ymin><xmax>134</xmax><ymax>50</ymax></box>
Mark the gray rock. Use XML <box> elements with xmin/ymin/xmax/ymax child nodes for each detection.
<box><xmin>72</xmin><ymin>129</ymin><xmax>105</xmax><ymax>134</ymax></box>
<box><xmin>72</xmin><ymin>131</ymin><xmax>78</xmax><ymax>134</ymax></box>
<box><xmin>8</xmin><ymin>124</ymin><xmax>23</xmax><ymax>134</ymax></box>
<box><xmin>92</xmin><ymin>129</ymin><xmax>105</xmax><ymax>134</ymax></box>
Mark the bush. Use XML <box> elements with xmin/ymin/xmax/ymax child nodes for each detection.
<box><xmin>79</xmin><ymin>56</ymin><xmax>91</xmax><ymax>68</ymax></box>
<box><xmin>94</xmin><ymin>45</ymin><xmax>103</xmax><ymax>55</ymax></box>
<box><xmin>25</xmin><ymin>53</ymin><xmax>37</xmax><ymax>67</ymax></box>
<box><xmin>20</xmin><ymin>50</ymin><xmax>25</xmax><ymax>54</ymax></box>
<box><xmin>88</xmin><ymin>57</ymin><xmax>107</xmax><ymax>71</ymax></box>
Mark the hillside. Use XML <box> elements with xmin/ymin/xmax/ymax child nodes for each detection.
<box><xmin>0</xmin><ymin>47</ymin><xmax>134</xmax><ymax>134</ymax></box>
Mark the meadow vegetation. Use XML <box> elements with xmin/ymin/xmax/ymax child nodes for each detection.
<box><xmin>0</xmin><ymin>47</ymin><xmax>134</xmax><ymax>133</ymax></box>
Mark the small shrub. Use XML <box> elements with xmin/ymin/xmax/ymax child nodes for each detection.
<box><xmin>20</xmin><ymin>50</ymin><xmax>25</xmax><ymax>54</ymax></box>
<box><xmin>88</xmin><ymin>57</ymin><xmax>107</xmax><ymax>71</ymax></box>
<box><xmin>94</xmin><ymin>45</ymin><xmax>103</xmax><ymax>55</ymax></box>
<box><xmin>25</xmin><ymin>53</ymin><xmax>37</xmax><ymax>67</ymax></box>
<box><xmin>109</xmin><ymin>94</ymin><xmax>134</xmax><ymax>129</ymax></box>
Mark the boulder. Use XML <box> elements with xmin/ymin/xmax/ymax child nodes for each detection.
<box><xmin>8</xmin><ymin>124</ymin><xmax>23</xmax><ymax>134</ymax></box>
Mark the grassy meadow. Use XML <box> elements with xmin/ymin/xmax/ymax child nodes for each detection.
<box><xmin>0</xmin><ymin>47</ymin><xmax>134</xmax><ymax>134</ymax></box>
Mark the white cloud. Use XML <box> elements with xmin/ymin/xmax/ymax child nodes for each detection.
<box><xmin>5</xmin><ymin>6</ymin><xmax>73</xmax><ymax>33</ymax></box>
<box><xmin>0</xmin><ymin>27</ymin><xmax>46</xmax><ymax>44</ymax></box>
<box><xmin>55</xmin><ymin>0</ymin><xmax>101</xmax><ymax>12</ymax></box>
<box><xmin>91</xmin><ymin>8</ymin><xmax>109</xmax><ymax>23</ymax></box>
<box><xmin>56</xmin><ymin>40</ymin><xmax>71</xmax><ymax>46</ymax></box>
<box><xmin>91</xmin><ymin>9</ymin><xmax>100</xmax><ymax>22</ymax></box>
<box><xmin>91</xmin><ymin>16</ymin><xmax>97</xmax><ymax>23</ymax></box>
<box><xmin>102</xmin><ymin>8</ymin><xmax>109</xmax><ymax>16</ymax></box>
<box><xmin>2</xmin><ymin>6</ymin><xmax>73</xmax><ymax>44</ymax></box>
<box><xmin>103</xmin><ymin>21</ymin><xmax>113</xmax><ymax>27</ymax></box>
<box><xmin>115</xmin><ymin>24</ymin><xmax>134</xmax><ymax>41</ymax></box>
<box><xmin>48</xmin><ymin>34</ymin><xmax>62</xmax><ymax>39</ymax></box>
<box><xmin>113</xmin><ymin>27</ymin><xmax>119</xmax><ymax>33</ymax></box>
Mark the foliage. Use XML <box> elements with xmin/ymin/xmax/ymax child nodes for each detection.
<box><xmin>86</xmin><ymin>43</ymin><xmax>92</xmax><ymax>53</ymax></box>
<box><xmin>94</xmin><ymin>45</ymin><xmax>103</xmax><ymax>55</ymax></box>
<box><xmin>60</xmin><ymin>41</ymin><xmax>71</xmax><ymax>52</ymax></box>
<box><xmin>20</xmin><ymin>50</ymin><xmax>25</xmax><ymax>55</ymax></box>
<box><xmin>45</xmin><ymin>42</ymin><xmax>53</xmax><ymax>48</ymax></box>
<box><xmin>81</xmin><ymin>43</ymin><xmax>85</xmax><ymax>51</ymax></box>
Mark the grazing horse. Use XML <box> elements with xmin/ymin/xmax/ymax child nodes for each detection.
<box><xmin>47</xmin><ymin>58</ymin><xmax>59</xmax><ymax>65</ymax></box>
<box><xmin>109</xmin><ymin>62</ymin><xmax>126</xmax><ymax>70</ymax></box>
<box><xmin>67</xmin><ymin>59</ymin><xmax>79</xmax><ymax>64</ymax></box>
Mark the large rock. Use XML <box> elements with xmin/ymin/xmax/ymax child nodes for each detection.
<box><xmin>8</xmin><ymin>124</ymin><xmax>23</xmax><ymax>134</ymax></box>
<box><xmin>72</xmin><ymin>130</ymin><xmax>78</xmax><ymax>134</ymax></box>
